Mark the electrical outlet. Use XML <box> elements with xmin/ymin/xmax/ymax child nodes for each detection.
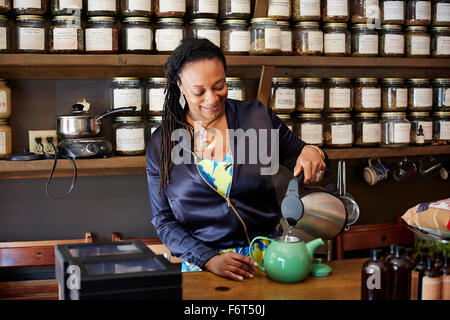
<box><xmin>29</xmin><ymin>130</ymin><xmax>58</xmax><ymax>155</ymax></box>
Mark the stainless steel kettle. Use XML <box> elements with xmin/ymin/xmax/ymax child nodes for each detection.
<box><xmin>281</xmin><ymin>171</ymin><xmax>347</xmax><ymax>240</ymax></box>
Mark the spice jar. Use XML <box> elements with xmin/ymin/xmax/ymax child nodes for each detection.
<box><xmin>351</xmin><ymin>0</ymin><xmax>381</xmax><ymax>23</ymax></box>
<box><xmin>190</xmin><ymin>18</ymin><xmax>220</xmax><ymax>48</ymax></box>
<box><xmin>296</xmin><ymin>78</ymin><xmax>324</xmax><ymax>112</ymax></box>
<box><xmin>122</xmin><ymin>17</ymin><xmax>153</xmax><ymax>53</ymax></box>
<box><xmin>408</xmin><ymin>112</ymin><xmax>433</xmax><ymax>144</ymax></box>
<box><xmin>85</xmin><ymin>16</ymin><xmax>119</xmax><ymax>53</ymax></box>
<box><xmin>226</xmin><ymin>77</ymin><xmax>247</xmax><ymax>101</ymax></box>
<box><xmin>406</xmin><ymin>26</ymin><xmax>430</xmax><ymax>57</ymax></box>
<box><xmin>381</xmin><ymin>0</ymin><xmax>405</xmax><ymax>23</ymax></box>
<box><xmin>219</xmin><ymin>0</ymin><xmax>251</xmax><ymax>19</ymax></box>
<box><xmin>433</xmin><ymin>111</ymin><xmax>450</xmax><ymax>142</ymax></box>
<box><xmin>155</xmin><ymin>18</ymin><xmax>185</xmax><ymax>53</ymax></box>
<box><xmin>432</xmin><ymin>0</ymin><xmax>450</xmax><ymax>25</ymax></box>
<box><xmin>296</xmin><ymin>113</ymin><xmax>324</xmax><ymax>146</ymax></box>
<box><xmin>323</xmin><ymin>23</ymin><xmax>350</xmax><ymax>56</ymax></box>
<box><xmin>49</xmin><ymin>16</ymin><xmax>84</xmax><ymax>53</ymax></box>
<box><xmin>406</xmin><ymin>0</ymin><xmax>431</xmax><ymax>25</ymax></box>
<box><xmin>324</xmin><ymin>113</ymin><xmax>353</xmax><ymax>148</ymax></box>
<box><xmin>121</xmin><ymin>0</ymin><xmax>152</xmax><ymax>17</ymax></box>
<box><xmin>0</xmin><ymin>119</ymin><xmax>11</xmax><ymax>159</ymax></box>
<box><xmin>381</xmin><ymin>112</ymin><xmax>411</xmax><ymax>147</ymax></box>
<box><xmin>380</xmin><ymin>24</ymin><xmax>405</xmax><ymax>56</ymax></box>
<box><xmin>147</xmin><ymin>77</ymin><xmax>167</xmax><ymax>114</ymax></box>
<box><xmin>432</xmin><ymin>78</ymin><xmax>450</xmax><ymax>111</ymax></box>
<box><xmin>278</xmin><ymin>21</ymin><xmax>293</xmax><ymax>55</ymax></box>
<box><xmin>381</xmin><ymin>78</ymin><xmax>408</xmax><ymax>111</ymax></box>
<box><xmin>187</xmin><ymin>0</ymin><xmax>218</xmax><ymax>18</ymax></box>
<box><xmin>51</xmin><ymin>0</ymin><xmax>82</xmax><ymax>15</ymax></box>
<box><xmin>249</xmin><ymin>18</ymin><xmax>281</xmax><ymax>56</ymax></box>
<box><xmin>354</xmin><ymin>113</ymin><xmax>381</xmax><ymax>147</ymax></box>
<box><xmin>0</xmin><ymin>15</ymin><xmax>11</xmax><ymax>53</ymax></box>
<box><xmin>431</xmin><ymin>27</ymin><xmax>450</xmax><ymax>57</ymax></box>
<box><xmin>293</xmin><ymin>0</ymin><xmax>321</xmax><ymax>21</ymax></box>
<box><xmin>220</xmin><ymin>19</ymin><xmax>249</xmax><ymax>55</ymax></box>
<box><xmin>113</xmin><ymin>116</ymin><xmax>146</xmax><ymax>156</ymax></box>
<box><xmin>111</xmin><ymin>77</ymin><xmax>143</xmax><ymax>112</ymax></box>
<box><xmin>278</xmin><ymin>114</ymin><xmax>295</xmax><ymax>131</ymax></box>
<box><xmin>86</xmin><ymin>0</ymin><xmax>119</xmax><ymax>17</ymax></box>
<box><xmin>267</xmin><ymin>0</ymin><xmax>291</xmax><ymax>20</ymax></box>
<box><xmin>154</xmin><ymin>0</ymin><xmax>186</xmax><ymax>18</ymax></box>
<box><xmin>354</xmin><ymin>78</ymin><xmax>381</xmax><ymax>112</ymax></box>
<box><xmin>408</xmin><ymin>78</ymin><xmax>433</xmax><ymax>111</ymax></box>
<box><xmin>13</xmin><ymin>0</ymin><xmax>47</xmax><ymax>15</ymax></box>
<box><xmin>322</xmin><ymin>0</ymin><xmax>350</xmax><ymax>22</ymax></box>
<box><xmin>0</xmin><ymin>79</ymin><xmax>11</xmax><ymax>119</ymax></box>
<box><xmin>325</xmin><ymin>78</ymin><xmax>353</xmax><ymax>113</ymax></box>
<box><xmin>16</xmin><ymin>15</ymin><xmax>48</xmax><ymax>53</ymax></box>
<box><xmin>269</xmin><ymin>78</ymin><xmax>296</xmax><ymax>114</ymax></box>
<box><xmin>351</xmin><ymin>24</ymin><xmax>379</xmax><ymax>56</ymax></box>
<box><xmin>0</xmin><ymin>0</ymin><xmax>11</xmax><ymax>14</ymax></box>
<box><xmin>148</xmin><ymin>115</ymin><xmax>162</xmax><ymax>138</ymax></box>
<box><xmin>293</xmin><ymin>21</ymin><xmax>323</xmax><ymax>56</ymax></box>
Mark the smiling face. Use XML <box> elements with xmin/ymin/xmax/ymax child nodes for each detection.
<box><xmin>178</xmin><ymin>58</ymin><xmax>228</xmax><ymax>126</ymax></box>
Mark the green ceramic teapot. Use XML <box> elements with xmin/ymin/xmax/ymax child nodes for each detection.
<box><xmin>249</xmin><ymin>236</ymin><xmax>324</xmax><ymax>283</ymax></box>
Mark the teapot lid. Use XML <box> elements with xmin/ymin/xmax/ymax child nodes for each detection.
<box><xmin>310</xmin><ymin>258</ymin><xmax>332</xmax><ymax>277</ymax></box>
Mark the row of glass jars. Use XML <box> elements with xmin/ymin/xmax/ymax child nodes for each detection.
<box><xmin>269</xmin><ymin>77</ymin><xmax>450</xmax><ymax>114</ymax></box>
<box><xmin>279</xmin><ymin>111</ymin><xmax>450</xmax><ymax>147</ymax></box>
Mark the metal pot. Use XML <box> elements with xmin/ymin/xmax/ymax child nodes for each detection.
<box><xmin>57</xmin><ymin>104</ymin><xmax>136</xmax><ymax>139</ymax></box>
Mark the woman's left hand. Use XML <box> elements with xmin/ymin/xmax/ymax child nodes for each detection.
<box><xmin>293</xmin><ymin>146</ymin><xmax>326</xmax><ymax>184</ymax></box>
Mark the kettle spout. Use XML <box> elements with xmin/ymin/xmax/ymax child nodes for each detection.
<box><xmin>305</xmin><ymin>238</ymin><xmax>325</xmax><ymax>259</ymax></box>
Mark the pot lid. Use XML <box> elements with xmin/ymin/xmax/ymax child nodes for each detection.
<box><xmin>58</xmin><ymin>99</ymin><xmax>93</xmax><ymax>118</ymax></box>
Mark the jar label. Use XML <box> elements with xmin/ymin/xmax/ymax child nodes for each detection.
<box><xmin>18</xmin><ymin>27</ymin><xmax>45</xmax><ymax>51</ymax></box>
<box><xmin>417</xmin><ymin>121</ymin><xmax>433</xmax><ymax>140</ymax></box>
<box><xmin>440</xmin><ymin>121</ymin><xmax>450</xmax><ymax>139</ymax></box>
<box><xmin>415</xmin><ymin>1</ymin><xmax>431</xmax><ymax>20</ymax></box>
<box><xmin>160</xmin><ymin>0</ymin><xmax>185</xmax><ymax>12</ymax></box>
<box><xmin>365</xmin><ymin>0</ymin><xmax>379</xmax><ymax>18</ymax></box>
<box><xmin>0</xmin><ymin>91</ymin><xmax>6</xmax><ymax>113</ymax></box>
<box><xmin>228</xmin><ymin>89</ymin><xmax>244</xmax><ymax>101</ymax></box>
<box><xmin>149</xmin><ymin>88</ymin><xmax>166</xmax><ymax>111</ymax></box>
<box><xmin>113</xmin><ymin>88</ymin><xmax>142</xmax><ymax>111</ymax></box>
<box><xmin>362</xmin><ymin>88</ymin><xmax>381</xmax><ymax>108</ymax></box>
<box><xmin>411</xmin><ymin>36</ymin><xmax>430</xmax><ymax>55</ymax></box>
<box><xmin>304</xmin><ymin>88</ymin><xmax>324</xmax><ymax>109</ymax></box>
<box><xmin>413</xmin><ymin>88</ymin><xmax>432</xmax><ymax>107</ymax></box>
<box><xmin>307</xmin><ymin>31</ymin><xmax>323</xmax><ymax>52</ymax></box>
<box><xmin>327</xmin><ymin>0</ymin><xmax>348</xmax><ymax>16</ymax></box>
<box><xmin>324</xmin><ymin>33</ymin><xmax>346</xmax><ymax>53</ymax></box>
<box><xmin>445</xmin><ymin>88</ymin><xmax>450</xmax><ymax>106</ymax></box>
<box><xmin>127</xmin><ymin>28</ymin><xmax>152</xmax><ymax>50</ymax></box>
<box><xmin>129</xmin><ymin>0</ymin><xmax>151</xmax><ymax>11</ymax></box>
<box><xmin>384</xmin><ymin>34</ymin><xmax>404</xmax><ymax>54</ymax></box>
<box><xmin>393</xmin><ymin>122</ymin><xmax>410</xmax><ymax>143</ymax></box>
<box><xmin>437</xmin><ymin>36</ymin><xmax>450</xmax><ymax>56</ymax></box>
<box><xmin>280</xmin><ymin>30</ymin><xmax>292</xmax><ymax>52</ymax></box>
<box><xmin>301</xmin><ymin>124</ymin><xmax>323</xmax><ymax>144</ymax></box>
<box><xmin>197</xmin><ymin>29</ymin><xmax>221</xmax><ymax>48</ymax></box>
<box><xmin>0</xmin><ymin>132</ymin><xmax>5</xmax><ymax>155</ymax></box>
<box><xmin>268</xmin><ymin>0</ymin><xmax>290</xmax><ymax>17</ymax></box>
<box><xmin>116</xmin><ymin>128</ymin><xmax>145</xmax><ymax>152</ymax></box>
<box><xmin>231</xmin><ymin>0</ymin><xmax>251</xmax><ymax>14</ymax></box>
<box><xmin>86</xmin><ymin>28</ymin><xmax>112</xmax><ymax>51</ymax></box>
<box><xmin>53</xmin><ymin>28</ymin><xmax>78</xmax><ymax>50</ymax></box>
<box><xmin>436</xmin><ymin>3</ymin><xmax>450</xmax><ymax>22</ymax></box>
<box><xmin>14</xmin><ymin>0</ymin><xmax>41</xmax><ymax>8</ymax></box>
<box><xmin>358</xmin><ymin>34</ymin><xmax>379</xmax><ymax>54</ymax></box>
<box><xmin>229</xmin><ymin>30</ymin><xmax>250</xmax><ymax>52</ymax></box>
<box><xmin>275</xmin><ymin>88</ymin><xmax>295</xmax><ymax>109</ymax></box>
<box><xmin>265</xmin><ymin>27</ymin><xmax>281</xmax><ymax>49</ymax></box>
<box><xmin>60</xmin><ymin>0</ymin><xmax>82</xmax><ymax>9</ymax></box>
<box><xmin>331</xmin><ymin>124</ymin><xmax>352</xmax><ymax>144</ymax></box>
<box><xmin>199</xmin><ymin>0</ymin><xmax>218</xmax><ymax>14</ymax></box>
<box><xmin>442</xmin><ymin>275</ymin><xmax>450</xmax><ymax>300</ymax></box>
<box><xmin>383</xmin><ymin>1</ymin><xmax>403</xmax><ymax>20</ymax></box>
<box><xmin>155</xmin><ymin>28</ymin><xmax>183</xmax><ymax>52</ymax></box>
<box><xmin>396</xmin><ymin>88</ymin><xmax>407</xmax><ymax>107</ymax></box>
<box><xmin>410</xmin><ymin>270</ymin><xmax>420</xmax><ymax>300</ymax></box>
<box><xmin>421</xmin><ymin>277</ymin><xmax>442</xmax><ymax>300</ymax></box>
<box><xmin>88</xmin><ymin>0</ymin><xmax>116</xmax><ymax>11</ymax></box>
<box><xmin>329</xmin><ymin>88</ymin><xmax>350</xmax><ymax>108</ymax></box>
<box><xmin>0</xmin><ymin>27</ymin><xmax>6</xmax><ymax>50</ymax></box>
<box><xmin>362</xmin><ymin>123</ymin><xmax>381</xmax><ymax>143</ymax></box>
<box><xmin>0</xmin><ymin>0</ymin><xmax>5</xmax><ymax>6</ymax></box>
<box><xmin>299</xmin><ymin>0</ymin><xmax>320</xmax><ymax>16</ymax></box>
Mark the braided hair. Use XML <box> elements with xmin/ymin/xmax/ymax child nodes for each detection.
<box><xmin>159</xmin><ymin>38</ymin><xmax>227</xmax><ymax>190</ymax></box>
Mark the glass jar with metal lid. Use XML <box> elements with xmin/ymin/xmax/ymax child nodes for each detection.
<box><xmin>351</xmin><ymin>24</ymin><xmax>379</xmax><ymax>56</ymax></box>
<box><xmin>381</xmin><ymin>78</ymin><xmax>408</xmax><ymax>111</ymax></box>
<box><xmin>322</xmin><ymin>0</ymin><xmax>350</xmax><ymax>22</ymax></box>
<box><xmin>148</xmin><ymin>115</ymin><xmax>163</xmax><ymax>139</ymax></box>
<box><xmin>113</xmin><ymin>115</ymin><xmax>146</xmax><ymax>156</ymax></box>
<box><xmin>249</xmin><ymin>18</ymin><xmax>281</xmax><ymax>55</ymax></box>
<box><xmin>49</xmin><ymin>16</ymin><xmax>83</xmax><ymax>53</ymax></box>
<box><xmin>187</xmin><ymin>0</ymin><xmax>218</xmax><ymax>18</ymax></box>
<box><xmin>278</xmin><ymin>114</ymin><xmax>295</xmax><ymax>131</ymax></box>
<box><xmin>293</xmin><ymin>21</ymin><xmax>323</xmax><ymax>56</ymax></box>
<box><xmin>408</xmin><ymin>112</ymin><xmax>433</xmax><ymax>144</ymax></box>
<box><xmin>351</xmin><ymin>0</ymin><xmax>381</xmax><ymax>23</ymax></box>
<box><xmin>296</xmin><ymin>78</ymin><xmax>324</xmax><ymax>112</ymax></box>
<box><xmin>277</xmin><ymin>21</ymin><xmax>293</xmax><ymax>56</ymax></box>
<box><xmin>85</xmin><ymin>16</ymin><xmax>119</xmax><ymax>53</ymax></box>
<box><xmin>432</xmin><ymin>0</ymin><xmax>450</xmax><ymax>25</ymax></box>
<box><xmin>15</xmin><ymin>15</ymin><xmax>48</xmax><ymax>53</ymax></box>
<box><xmin>111</xmin><ymin>77</ymin><xmax>143</xmax><ymax>112</ymax></box>
<box><xmin>293</xmin><ymin>0</ymin><xmax>321</xmax><ymax>21</ymax></box>
<box><xmin>51</xmin><ymin>0</ymin><xmax>82</xmax><ymax>16</ymax></box>
<box><xmin>324</xmin><ymin>113</ymin><xmax>353</xmax><ymax>148</ymax></box>
<box><xmin>407</xmin><ymin>78</ymin><xmax>433</xmax><ymax>111</ymax></box>
<box><xmin>379</xmin><ymin>24</ymin><xmax>405</xmax><ymax>57</ymax></box>
<box><xmin>226</xmin><ymin>77</ymin><xmax>247</xmax><ymax>101</ymax></box>
<box><xmin>381</xmin><ymin>112</ymin><xmax>410</xmax><ymax>147</ymax></box>
<box><xmin>431</xmin><ymin>27</ymin><xmax>450</xmax><ymax>57</ymax></box>
<box><xmin>155</xmin><ymin>18</ymin><xmax>185</xmax><ymax>54</ymax></box>
<box><xmin>323</xmin><ymin>23</ymin><xmax>351</xmax><ymax>56</ymax></box>
<box><xmin>147</xmin><ymin>77</ymin><xmax>167</xmax><ymax>114</ymax></box>
<box><xmin>154</xmin><ymin>0</ymin><xmax>186</xmax><ymax>18</ymax></box>
<box><xmin>0</xmin><ymin>119</ymin><xmax>11</xmax><ymax>159</ymax></box>
<box><xmin>121</xmin><ymin>17</ymin><xmax>153</xmax><ymax>53</ymax></box>
<box><xmin>432</xmin><ymin>111</ymin><xmax>450</xmax><ymax>143</ymax></box>
<box><xmin>0</xmin><ymin>0</ymin><xmax>11</xmax><ymax>15</ymax></box>
<box><xmin>406</xmin><ymin>0</ymin><xmax>431</xmax><ymax>25</ymax></box>
<box><xmin>220</xmin><ymin>19</ymin><xmax>249</xmax><ymax>55</ymax></box>
<box><xmin>295</xmin><ymin>113</ymin><xmax>324</xmax><ymax>146</ymax></box>
<box><xmin>13</xmin><ymin>0</ymin><xmax>47</xmax><ymax>15</ymax></box>
<box><xmin>0</xmin><ymin>15</ymin><xmax>11</xmax><ymax>53</ymax></box>
<box><xmin>325</xmin><ymin>78</ymin><xmax>353</xmax><ymax>113</ymax></box>
<box><xmin>405</xmin><ymin>26</ymin><xmax>430</xmax><ymax>57</ymax></box>
<box><xmin>381</xmin><ymin>0</ymin><xmax>405</xmax><ymax>24</ymax></box>
<box><xmin>267</xmin><ymin>0</ymin><xmax>291</xmax><ymax>20</ymax></box>
<box><xmin>190</xmin><ymin>18</ymin><xmax>220</xmax><ymax>48</ymax></box>
<box><xmin>432</xmin><ymin>78</ymin><xmax>450</xmax><ymax>111</ymax></box>
<box><xmin>354</xmin><ymin>112</ymin><xmax>381</xmax><ymax>147</ymax></box>
<box><xmin>354</xmin><ymin>78</ymin><xmax>381</xmax><ymax>112</ymax></box>
<box><xmin>120</xmin><ymin>0</ymin><xmax>152</xmax><ymax>17</ymax></box>
<box><xmin>219</xmin><ymin>0</ymin><xmax>251</xmax><ymax>19</ymax></box>
<box><xmin>0</xmin><ymin>79</ymin><xmax>11</xmax><ymax>119</ymax></box>
<box><xmin>86</xmin><ymin>0</ymin><xmax>119</xmax><ymax>16</ymax></box>
<box><xmin>269</xmin><ymin>78</ymin><xmax>296</xmax><ymax>114</ymax></box>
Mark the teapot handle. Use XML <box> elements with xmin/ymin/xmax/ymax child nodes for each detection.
<box><xmin>249</xmin><ymin>236</ymin><xmax>273</xmax><ymax>272</ymax></box>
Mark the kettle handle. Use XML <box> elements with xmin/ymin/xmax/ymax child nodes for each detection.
<box><xmin>295</xmin><ymin>170</ymin><xmax>305</xmax><ymax>194</ymax></box>
<box><xmin>249</xmin><ymin>236</ymin><xmax>273</xmax><ymax>272</ymax></box>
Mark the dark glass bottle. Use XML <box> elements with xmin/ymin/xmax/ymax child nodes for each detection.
<box><xmin>440</xmin><ymin>256</ymin><xmax>449</xmax><ymax>300</ymax></box>
<box><xmin>434</xmin><ymin>251</ymin><xmax>444</xmax><ymax>271</ymax></box>
<box><xmin>421</xmin><ymin>258</ymin><xmax>442</xmax><ymax>300</ymax></box>
<box><xmin>404</xmin><ymin>247</ymin><xmax>416</xmax><ymax>267</ymax></box>
<box><xmin>384</xmin><ymin>244</ymin><xmax>397</xmax><ymax>264</ymax></box>
<box><xmin>388</xmin><ymin>246</ymin><xmax>411</xmax><ymax>300</ymax></box>
<box><xmin>410</xmin><ymin>253</ymin><xmax>427</xmax><ymax>300</ymax></box>
<box><xmin>361</xmin><ymin>249</ymin><xmax>389</xmax><ymax>300</ymax></box>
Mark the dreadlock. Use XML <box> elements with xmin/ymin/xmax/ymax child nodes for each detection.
<box><xmin>159</xmin><ymin>38</ymin><xmax>227</xmax><ymax>191</ymax></box>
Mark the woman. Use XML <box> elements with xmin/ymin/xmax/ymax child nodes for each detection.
<box><xmin>146</xmin><ymin>38</ymin><xmax>327</xmax><ymax>281</ymax></box>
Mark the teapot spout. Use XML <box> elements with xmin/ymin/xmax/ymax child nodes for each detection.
<box><xmin>306</xmin><ymin>238</ymin><xmax>325</xmax><ymax>259</ymax></box>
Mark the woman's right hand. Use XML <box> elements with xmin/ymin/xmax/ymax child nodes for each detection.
<box><xmin>204</xmin><ymin>252</ymin><xmax>258</xmax><ymax>281</ymax></box>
